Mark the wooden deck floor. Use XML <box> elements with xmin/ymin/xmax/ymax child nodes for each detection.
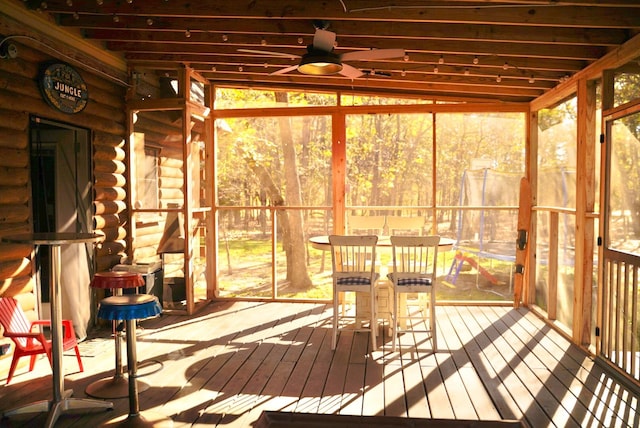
<box><xmin>0</xmin><ymin>302</ymin><xmax>638</xmax><ymax>427</ymax></box>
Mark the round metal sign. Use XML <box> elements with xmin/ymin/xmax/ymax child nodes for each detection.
<box><xmin>39</xmin><ymin>62</ymin><xmax>89</xmax><ymax>114</ymax></box>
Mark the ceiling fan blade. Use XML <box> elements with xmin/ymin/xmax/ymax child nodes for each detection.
<box><xmin>340</xmin><ymin>63</ymin><xmax>364</xmax><ymax>79</ymax></box>
<box><xmin>271</xmin><ymin>65</ymin><xmax>299</xmax><ymax>75</ymax></box>
<box><xmin>341</xmin><ymin>48</ymin><xmax>405</xmax><ymax>62</ymax></box>
<box><xmin>238</xmin><ymin>48</ymin><xmax>300</xmax><ymax>59</ymax></box>
<box><xmin>313</xmin><ymin>29</ymin><xmax>336</xmax><ymax>52</ymax></box>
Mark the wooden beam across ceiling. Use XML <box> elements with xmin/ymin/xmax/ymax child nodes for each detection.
<box><xmin>20</xmin><ymin>0</ymin><xmax>640</xmax><ymax>103</ymax></box>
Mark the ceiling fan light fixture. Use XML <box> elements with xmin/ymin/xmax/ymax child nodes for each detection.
<box><xmin>298</xmin><ymin>50</ymin><xmax>343</xmax><ymax>75</ymax></box>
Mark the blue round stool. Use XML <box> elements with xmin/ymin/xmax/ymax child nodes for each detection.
<box><xmin>97</xmin><ymin>294</ymin><xmax>172</xmax><ymax>427</ymax></box>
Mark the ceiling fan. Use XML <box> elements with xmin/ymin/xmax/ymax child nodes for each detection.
<box><xmin>238</xmin><ymin>24</ymin><xmax>405</xmax><ymax>79</ymax></box>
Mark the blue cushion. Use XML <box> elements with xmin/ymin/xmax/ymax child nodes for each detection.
<box><xmin>336</xmin><ymin>274</ymin><xmax>378</xmax><ymax>286</ymax></box>
<box><xmin>98</xmin><ymin>294</ymin><xmax>162</xmax><ymax>321</ymax></box>
<box><xmin>388</xmin><ymin>274</ymin><xmax>432</xmax><ymax>287</ymax></box>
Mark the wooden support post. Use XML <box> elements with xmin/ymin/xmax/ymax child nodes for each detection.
<box><xmin>573</xmin><ymin>78</ymin><xmax>597</xmax><ymax>346</ymax></box>
<box><xmin>548</xmin><ymin>212</ymin><xmax>558</xmax><ymax>321</ymax></box>
<box><xmin>332</xmin><ymin>111</ymin><xmax>346</xmax><ymax>234</ymax></box>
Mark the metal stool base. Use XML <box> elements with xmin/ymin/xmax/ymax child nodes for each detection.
<box><xmin>101</xmin><ymin>411</ymin><xmax>173</xmax><ymax>427</ymax></box>
<box><xmin>3</xmin><ymin>389</ymin><xmax>113</xmax><ymax>428</ymax></box>
<box><xmin>86</xmin><ymin>375</ymin><xmax>150</xmax><ymax>399</ymax></box>
<box><xmin>97</xmin><ymin>296</ymin><xmax>166</xmax><ymax>428</ymax></box>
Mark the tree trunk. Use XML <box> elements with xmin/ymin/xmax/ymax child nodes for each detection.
<box><xmin>275</xmin><ymin>92</ymin><xmax>312</xmax><ymax>290</ymax></box>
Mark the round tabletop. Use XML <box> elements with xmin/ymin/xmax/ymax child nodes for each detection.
<box><xmin>2</xmin><ymin>232</ymin><xmax>104</xmax><ymax>246</ymax></box>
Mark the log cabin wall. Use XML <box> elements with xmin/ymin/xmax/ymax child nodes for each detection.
<box><xmin>0</xmin><ymin>34</ymin><xmax>128</xmax><ymax>361</ymax></box>
<box><xmin>129</xmin><ymin>114</ymin><xmax>185</xmax><ymax>264</ymax></box>
<box><xmin>126</xmin><ymin>84</ymin><xmax>212</xmax><ymax>311</ymax></box>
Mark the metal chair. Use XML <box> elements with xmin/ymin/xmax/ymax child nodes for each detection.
<box><xmin>387</xmin><ymin>235</ymin><xmax>440</xmax><ymax>352</ymax></box>
<box><xmin>329</xmin><ymin>235</ymin><xmax>379</xmax><ymax>350</ymax></box>
<box><xmin>0</xmin><ymin>297</ymin><xmax>83</xmax><ymax>384</ymax></box>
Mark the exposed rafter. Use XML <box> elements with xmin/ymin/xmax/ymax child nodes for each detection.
<box><xmin>15</xmin><ymin>0</ymin><xmax>640</xmax><ymax>102</ymax></box>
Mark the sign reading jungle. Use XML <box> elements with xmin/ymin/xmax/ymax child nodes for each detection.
<box><xmin>38</xmin><ymin>62</ymin><xmax>88</xmax><ymax>114</ymax></box>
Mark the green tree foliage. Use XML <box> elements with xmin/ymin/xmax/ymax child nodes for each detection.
<box><xmin>215</xmin><ymin>88</ymin><xmax>527</xmax><ymax>295</ymax></box>
<box><xmin>346</xmin><ymin>112</ymin><xmax>433</xmax><ymax>209</ymax></box>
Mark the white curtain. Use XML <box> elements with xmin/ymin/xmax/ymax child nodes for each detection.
<box><xmin>50</xmin><ymin>128</ymin><xmax>92</xmax><ymax>340</ymax></box>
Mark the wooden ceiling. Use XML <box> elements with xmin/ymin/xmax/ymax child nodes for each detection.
<box><xmin>19</xmin><ymin>0</ymin><xmax>640</xmax><ymax>103</ymax></box>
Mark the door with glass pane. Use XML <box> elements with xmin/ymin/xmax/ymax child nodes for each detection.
<box><xmin>600</xmin><ymin>108</ymin><xmax>640</xmax><ymax>383</ymax></box>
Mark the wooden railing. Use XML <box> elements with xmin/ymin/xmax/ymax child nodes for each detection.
<box><xmin>601</xmin><ymin>248</ymin><xmax>640</xmax><ymax>382</ymax></box>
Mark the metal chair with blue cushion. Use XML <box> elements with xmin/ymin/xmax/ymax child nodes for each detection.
<box><xmin>97</xmin><ymin>293</ymin><xmax>171</xmax><ymax>427</ymax></box>
<box><xmin>387</xmin><ymin>235</ymin><xmax>440</xmax><ymax>352</ymax></box>
<box><xmin>329</xmin><ymin>235</ymin><xmax>379</xmax><ymax>350</ymax></box>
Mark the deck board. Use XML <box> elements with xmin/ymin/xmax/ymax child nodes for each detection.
<box><xmin>447</xmin><ymin>306</ymin><xmax>521</xmax><ymax>421</ymax></box>
<box><xmin>439</xmin><ymin>306</ymin><xmax>501</xmax><ymax>421</ymax></box>
<box><xmin>501</xmin><ymin>307</ymin><xmax>637</xmax><ymax>428</ymax></box>
<box><xmin>401</xmin><ymin>357</ymin><xmax>431</xmax><ymax>419</ymax></box>
<box><xmin>494</xmin><ymin>306</ymin><xmax>598</xmax><ymax>427</ymax></box>
<box><xmin>483</xmin><ymin>307</ymin><xmax>580</xmax><ymax>427</ymax></box>
<box><xmin>455</xmin><ymin>305</ymin><xmax>552</xmax><ymax>425</ymax></box>
<box><xmin>0</xmin><ymin>301</ymin><xmax>638</xmax><ymax>428</ymax></box>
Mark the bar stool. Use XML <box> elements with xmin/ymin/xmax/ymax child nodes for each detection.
<box><xmin>87</xmin><ymin>272</ymin><xmax>149</xmax><ymax>399</ymax></box>
<box><xmin>98</xmin><ymin>294</ymin><xmax>171</xmax><ymax>427</ymax></box>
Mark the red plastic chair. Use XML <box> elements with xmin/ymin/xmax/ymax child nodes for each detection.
<box><xmin>0</xmin><ymin>297</ymin><xmax>83</xmax><ymax>384</ymax></box>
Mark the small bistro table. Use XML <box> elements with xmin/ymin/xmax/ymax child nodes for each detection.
<box><xmin>1</xmin><ymin>232</ymin><xmax>113</xmax><ymax>428</ymax></box>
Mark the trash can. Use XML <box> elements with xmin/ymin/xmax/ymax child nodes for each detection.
<box><xmin>112</xmin><ymin>262</ymin><xmax>163</xmax><ymax>303</ymax></box>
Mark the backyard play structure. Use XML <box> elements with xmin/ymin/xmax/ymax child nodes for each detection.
<box><xmin>446</xmin><ymin>167</ymin><xmax>576</xmax><ymax>293</ymax></box>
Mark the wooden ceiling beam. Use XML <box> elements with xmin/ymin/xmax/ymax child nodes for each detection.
<box><xmin>74</xmin><ymin>19</ymin><xmax>628</xmax><ymax>47</ymax></box>
<box><xmin>127</xmin><ymin>65</ymin><xmax>545</xmax><ymax>98</ymax></box>
<box><xmin>201</xmin><ymin>72</ymin><xmax>541</xmax><ymax>102</ymax></box>
<box><xmin>415</xmin><ymin>0</ymin><xmax>640</xmax><ymax>5</ymax></box>
<box><xmin>222</xmin><ymin>53</ymin><xmax>586</xmax><ymax>73</ymax></box>
<box><xmin>531</xmin><ymin>31</ymin><xmax>640</xmax><ymax>109</ymax></box>
<box><xmin>194</xmin><ymin>61</ymin><xmax>563</xmax><ymax>84</ymax></box>
<box><xmin>124</xmin><ymin>51</ymin><xmax>584</xmax><ymax>79</ymax></box>
<box><xmin>39</xmin><ymin>1</ymin><xmax>640</xmax><ymax>28</ymax></box>
<box><xmin>107</xmin><ymin>39</ymin><xmax>603</xmax><ymax>62</ymax></box>
<box><xmin>128</xmin><ymin>60</ymin><xmax>545</xmax><ymax>96</ymax></box>
<box><xmin>205</xmin><ymin>72</ymin><xmax>544</xmax><ymax>94</ymax></box>
<box><xmin>15</xmin><ymin>0</ymin><xmax>639</xmax><ymax>104</ymax></box>
<box><xmin>133</xmin><ymin>58</ymin><xmax>573</xmax><ymax>85</ymax></box>
<box><xmin>200</xmin><ymin>66</ymin><xmax>555</xmax><ymax>91</ymax></box>
<box><xmin>209</xmin><ymin>79</ymin><xmax>518</xmax><ymax>104</ymax></box>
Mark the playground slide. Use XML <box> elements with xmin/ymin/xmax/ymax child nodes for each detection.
<box><xmin>445</xmin><ymin>251</ymin><xmax>499</xmax><ymax>286</ymax></box>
